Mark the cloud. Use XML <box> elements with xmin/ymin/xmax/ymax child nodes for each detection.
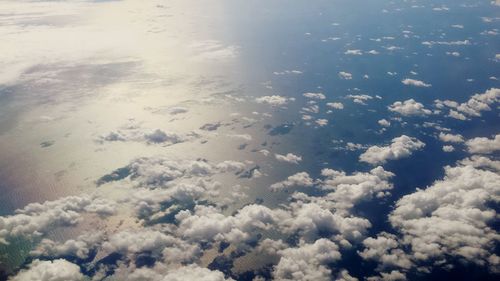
<box><xmin>346</xmin><ymin>94</ymin><xmax>373</xmax><ymax>105</ymax></box>
<box><xmin>388</xmin><ymin>157</ymin><xmax>500</xmax><ymax>271</ymax></box>
<box><xmin>360</xmin><ymin>135</ymin><xmax>425</xmax><ymax>165</ymax></box>
<box><xmin>367</xmin><ymin>270</ymin><xmax>407</xmax><ymax>281</ymax></box>
<box><xmin>273</xmin><ymin>239</ymin><xmax>342</xmax><ymax>281</ymax></box>
<box><xmin>103</xmin><ymin>229</ymin><xmax>200</xmax><ymax>265</ymax></box>
<box><xmin>273</xmin><ymin>70</ymin><xmax>303</xmax><ymax>75</ymax></box>
<box><xmin>345</xmin><ymin>49</ymin><xmax>363</xmax><ymax>55</ymax></box>
<box><xmin>466</xmin><ymin>134</ymin><xmax>500</xmax><ymax>154</ymax></box>
<box><xmin>275</xmin><ymin>153</ymin><xmax>302</xmax><ymax>164</ymax></box>
<box><xmin>98</xmin><ymin>127</ymin><xmax>196</xmax><ymax>146</ymax></box>
<box><xmin>421</xmin><ymin>40</ymin><xmax>470</xmax><ymax>46</ymax></box>
<box><xmin>270</xmin><ymin>172</ymin><xmax>314</xmax><ymax>191</ymax></box>
<box><xmin>97</xmin><ymin>156</ymin><xmax>248</xmax><ymax>188</ymax></box>
<box><xmin>0</xmin><ymin>195</ymin><xmax>115</xmax><ymax>244</ymax></box>
<box><xmin>339</xmin><ymin>71</ymin><xmax>353</xmax><ymax>80</ymax></box>
<box><xmin>439</xmin><ymin>132</ymin><xmax>464</xmax><ymax>143</ymax></box>
<box><xmin>160</xmin><ymin>265</ymin><xmax>233</xmax><ymax>281</ymax></box>
<box><xmin>442</xmin><ymin>145</ymin><xmax>455</xmax><ymax>152</ymax></box>
<box><xmin>303</xmin><ymin>92</ymin><xmax>326</xmax><ymax>100</ymax></box>
<box><xmin>401</xmin><ymin>79</ymin><xmax>431</xmax><ymax>87</ymax></box>
<box><xmin>326</xmin><ymin>102</ymin><xmax>344</xmax><ymax>109</ymax></box>
<box><xmin>388</xmin><ymin>99</ymin><xmax>432</xmax><ymax>116</ymax></box>
<box><xmin>359</xmin><ymin>232</ymin><xmax>413</xmax><ymax>270</ymax></box>
<box><xmin>319</xmin><ymin>166</ymin><xmax>394</xmax><ymax>210</ymax></box>
<box><xmin>435</xmin><ymin>88</ymin><xmax>500</xmax><ymax>119</ymax></box>
<box><xmin>255</xmin><ymin>95</ymin><xmax>293</xmax><ymax>106</ymax></box>
<box><xmin>144</xmin><ymin>129</ymin><xmax>186</xmax><ymax>144</ymax></box>
<box><xmin>112</xmin><ymin>264</ymin><xmax>234</xmax><ymax>281</ymax></box>
<box><xmin>8</xmin><ymin>259</ymin><xmax>84</xmax><ymax>281</ymax></box>
<box><xmin>31</xmin><ymin>232</ymin><xmax>104</xmax><ymax>260</ymax></box>
<box><xmin>378</xmin><ymin>119</ymin><xmax>391</xmax><ymax>127</ymax></box>
<box><xmin>279</xmin><ymin>202</ymin><xmax>371</xmax><ymax>242</ymax></box>
<box><xmin>315</xmin><ymin>119</ymin><xmax>328</xmax><ymax>127</ymax></box>
<box><xmin>175</xmin><ymin>204</ymin><xmax>282</xmax><ymax>244</ymax></box>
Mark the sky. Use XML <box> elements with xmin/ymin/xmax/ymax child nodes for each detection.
<box><xmin>0</xmin><ymin>0</ymin><xmax>499</xmax><ymax>281</ymax></box>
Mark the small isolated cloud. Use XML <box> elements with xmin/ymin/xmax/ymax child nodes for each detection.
<box><xmin>273</xmin><ymin>70</ymin><xmax>303</xmax><ymax>75</ymax></box>
<box><xmin>345</xmin><ymin>49</ymin><xmax>363</xmax><ymax>55</ymax></box>
<box><xmin>360</xmin><ymin>135</ymin><xmax>425</xmax><ymax>165</ymax></box>
<box><xmin>303</xmin><ymin>92</ymin><xmax>326</xmax><ymax>99</ymax></box>
<box><xmin>442</xmin><ymin>145</ymin><xmax>455</xmax><ymax>152</ymax></box>
<box><xmin>339</xmin><ymin>71</ymin><xmax>353</xmax><ymax>80</ymax></box>
<box><xmin>326</xmin><ymin>102</ymin><xmax>344</xmax><ymax>109</ymax></box>
<box><xmin>401</xmin><ymin>78</ymin><xmax>431</xmax><ymax>87</ymax></box>
<box><xmin>315</xmin><ymin>119</ymin><xmax>328</xmax><ymax>127</ymax></box>
<box><xmin>466</xmin><ymin>134</ymin><xmax>500</xmax><ymax>154</ymax></box>
<box><xmin>439</xmin><ymin>132</ymin><xmax>464</xmax><ymax>143</ymax></box>
<box><xmin>378</xmin><ymin>119</ymin><xmax>391</xmax><ymax>127</ymax></box>
<box><xmin>275</xmin><ymin>153</ymin><xmax>302</xmax><ymax>164</ymax></box>
<box><xmin>255</xmin><ymin>95</ymin><xmax>292</xmax><ymax>106</ymax></box>
<box><xmin>347</xmin><ymin>94</ymin><xmax>373</xmax><ymax>105</ymax></box>
<box><xmin>388</xmin><ymin>99</ymin><xmax>432</xmax><ymax>116</ymax></box>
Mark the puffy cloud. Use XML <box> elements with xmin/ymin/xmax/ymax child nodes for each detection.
<box><xmin>98</xmin><ymin>156</ymin><xmax>248</xmax><ymax>188</ymax></box>
<box><xmin>319</xmin><ymin>166</ymin><xmax>394</xmax><ymax>209</ymax></box>
<box><xmin>175</xmin><ymin>204</ymin><xmax>282</xmax><ymax>244</ymax></box>
<box><xmin>144</xmin><ymin>129</ymin><xmax>186</xmax><ymax>144</ymax></box>
<box><xmin>270</xmin><ymin>172</ymin><xmax>314</xmax><ymax>191</ymax></box>
<box><xmin>401</xmin><ymin>79</ymin><xmax>431</xmax><ymax>87</ymax></box>
<box><xmin>389</xmin><ymin>158</ymin><xmax>500</xmax><ymax>270</ymax></box>
<box><xmin>0</xmin><ymin>195</ymin><xmax>115</xmax><ymax>244</ymax></box>
<box><xmin>466</xmin><ymin>134</ymin><xmax>500</xmax><ymax>154</ymax></box>
<box><xmin>367</xmin><ymin>271</ymin><xmax>407</xmax><ymax>281</ymax></box>
<box><xmin>442</xmin><ymin>145</ymin><xmax>455</xmax><ymax>152</ymax></box>
<box><xmin>360</xmin><ymin>135</ymin><xmax>425</xmax><ymax>165</ymax></box>
<box><xmin>99</xmin><ymin>128</ymin><xmax>195</xmax><ymax>145</ymax></box>
<box><xmin>347</xmin><ymin>94</ymin><xmax>372</xmax><ymax>105</ymax></box>
<box><xmin>435</xmin><ymin>88</ymin><xmax>500</xmax><ymax>119</ymax></box>
<box><xmin>459</xmin><ymin>155</ymin><xmax>500</xmax><ymax>171</ymax></box>
<box><xmin>255</xmin><ymin>95</ymin><xmax>293</xmax><ymax>106</ymax></box>
<box><xmin>378</xmin><ymin>119</ymin><xmax>391</xmax><ymax>127</ymax></box>
<box><xmin>303</xmin><ymin>92</ymin><xmax>326</xmax><ymax>99</ymax></box>
<box><xmin>438</xmin><ymin>132</ymin><xmax>464</xmax><ymax>143</ymax></box>
<box><xmin>160</xmin><ymin>265</ymin><xmax>233</xmax><ymax>281</ymax></box>
<box><xmin>103</xmin><ymin>229</ymin><xmax>201</xmax><ymax>264</ymax></box>
<box><xmin>8</xmin><ymin>259</ymin><xmax>84</xmax><ymax>281</ymax></box>
<box><xmin>326</xmin><ymin>102</ymin><xmax>344</xmax><ymax>109</ymax></box>
<box><xmin>339</xmin><ymin>71</ymin><xmax>353</xmax><ymax>80</ymax></box>
<box><xmin>359</xmin><ymin>232</ymin><xmax>413</xmax><ymax>270</ymax></box>
<box><xmin>315</xmin><ymin>119</ymin><xmax>328</xmax><ymax>127</ymax></box>
<box><xmin>275</xmin><ymin>153</ymin><xmax>302</xmax><ymax>164</ymax></box>
<box><xmin>345</xmin><ymin>49</ymin><xmax>363</xmax><ymax>55</ymax></box>
<box><xmin>31</xmin><ymin>232</ymin><xmax>103</xmax><ymax>259</ymax></box>
<box><xmin>113</xmin><ymin>264</ymin><xmax>234</xmax><ymax>281</ymax></box>
<box><xmin>273</xmin><ymin>239</ymin><xmax>341</xmax><ymax>281</ymax></box>
<box><xmin>388</xmin><ymin>99</ymin><xmax>432</xmax><ymax>116</ymax></box>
